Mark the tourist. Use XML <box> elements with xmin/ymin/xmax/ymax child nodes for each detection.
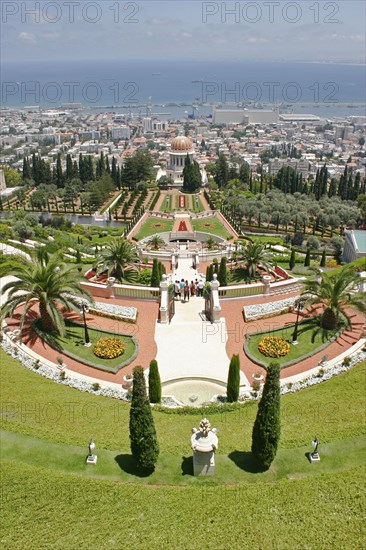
<box><xmin>180</xmin><ymin>279</ymin><xmax>185</xmax><ymax>302</ymax></box>
<box><xmin>174</xmin><ymin>280</ymin><xmax>180</xmax><ymax>300</ymax></box>
<box><xmin>197</xmin><ymin>279</ymin><xmax>204</xmax><ymax>297</ymax></box>
<box><xmin>190</xmin><ymin>280</ymin><xmax>196</xmax><ymax>297</ymax></box>
<box><xmin>184</xmin><ymin>280</ymin><xmax>190</xmax><ymax>302</ymax></box>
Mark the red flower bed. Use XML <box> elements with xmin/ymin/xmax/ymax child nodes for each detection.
<box><xmin>178</xmin><ymin>221</ymin><xmax>188</xmax><ymax>231</ymax></box>
<box><xmin>179</xmin><ymin>195</ymin><xmax>186</xmax><ymax>208</ymax></box>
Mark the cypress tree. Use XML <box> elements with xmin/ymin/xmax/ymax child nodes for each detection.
<box><xmin>148</xmin><ymin>359</ymin><xmax>161</xmax><ymax>404</ymax></box>
<box><xmin>206</xmin><ymin>264</ymin><xmax>214</xmax><ymax>282</ymax></box>
<box><xmin>213</xmin><ymin>259</ymin><xmax>219</xmax><ymax>274</ymax></box>
<box><xmin>289</xmin><ymin>248</ymin><xmax>296</xmax><ymax>270</ymax></box>
<box><xmin>129</xmin><ymin>365</ymin><xmax>159</xmax><ymax>470</ymax></box>
<box><xmin>251</xmin><ymin>362</ymin><xmax>281</xmax><ymax>470</ymax></box>
<box><xmin>66</xmin><ymin>154</ymin><xmax>73</xmax><ymax>181</ymax></box>
<box><xmin>320</xmin><ymin>249</ymin><xmax>326</xmax><ymax>267</ymax></box>
<box><xmin>304</xmin><ymin>249</ymin><xmax>311</xmax><ymax>267</ymax></box>
<box><xmin>218</xmin><ymin>257</ymin><xmax>227</xmax><ymax>286</ymax></box>
<box><xmin>226</xmin><ymin>354</ymin><xmax>240</xmax><ymax>403</ymax></box>
<box><xmin>56</xmin><ymin>153</ymin><xmax>63</xmax><ymax>188</ymax></box>
<box><xmin>150</xmin><ymin>259</ymin><xmax>160</xmax><ymax>287</ymax></box>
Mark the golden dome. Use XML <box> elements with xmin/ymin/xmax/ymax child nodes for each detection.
<box><xmin>171</xmin><ymin>136</ymin><xmax>193</xmax><ymax>152</ymax></box>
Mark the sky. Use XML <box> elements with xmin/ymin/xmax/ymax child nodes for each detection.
<box><xmin>1</xmin><ymin>0</ymin><xmax>365</xmax><ymax>64</ymax></box>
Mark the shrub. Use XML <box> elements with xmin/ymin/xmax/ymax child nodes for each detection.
<box><xmin>218</xmin><ymin>256</ymin><xmax>228</xmax><ymax>286</ymax></box>
<box><xmin>251</xmin><ymin>379</ymin><xmax>261</xmax><ymax>392</ymax></box>
<box><xmin>320</xmin><ymin>249</ymin><xmax>326</xmax><ymax>267</ymax></box>
<box><xmin>150</xmin><ymin>258</ymin><xmax>160</xmax><ymax>287</ymax></box>
<box><xmin>258</xmin><ymin>336</ymin><xmax>290</xmax><ymax>358</ymax></box>
<box><xmin>93</xmin><ymin>338</ymin><xmax>125</xmax><ymax>359</ymax></box>
<box><xmin>206</xmin><ymin>264</ymin><xmax>214</xmax><ymax>282</ymax></box>
<box><xmin>129</xmin><ymin>365</ymin><xmax>159</xmax><ymax>471</ymax></box>
<box><xmin>304</xmin><ymin>249</ymin><xmax>311</xmax><ymax>267</ymax></box>
<box><xmin>326</xmin><ymin>258</ymin><xmax>338</xmax><ymax>268</ymax></box>
<box><xmin>148</xmin><ymin>359</ymin><xmax>162</xmax><ymax>404</ymax></box>
<box><xmin>343</xmin><ymin>356</ymin><xmax>351</xmax><ymax>366</ymax></box>
<box><xmin>251</xmin><ymin>362</ymin><xmax>281</xmax><ymax>470</ymax></box>
<box><xmin>227</xmin><ymin>354</ymin><xmax>240</xmax><ymax>402</ymax></box>
<box><xmin>92</xmin><ymin>382</ymin><xmax>101</xmax><ymax>391</ymax></box>
<box><xmin>289</xmin><ymin>248</ymin><xmax>296</xmax><ymax>270</ymax></box>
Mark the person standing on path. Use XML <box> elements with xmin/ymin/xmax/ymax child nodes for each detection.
<box><xmin>190</xmin><ymin>280</ymin><xmax>196</xmax><ymax>297</ymax></box>
<box><xmin>197</xmin><ymin>279</ymin><xmax>204</xmax><ymax>297</ymax></box>
<box><xmin>180</xmin><ymin>279</ymin><xmax>185</xmax><ymax>302</ymax></box>
<box><xmin>184</xmin><ymin>280</ymin><xmax>190</xmax><ymax>302</ymax></box>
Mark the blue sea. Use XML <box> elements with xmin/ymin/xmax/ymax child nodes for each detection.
<box><xmin>1</xmin><ymin>59</ymin><xmax>365</xmax><ymax>117</ymax></box>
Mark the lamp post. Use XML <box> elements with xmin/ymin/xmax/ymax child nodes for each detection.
<box><xmin>292</xmin><ymin>298</ymin><xmax>305</xmax><ymax>345</ymax></box>
<box><xmin>80</xmin><ymin>300</ymin><xmax>91</xmax><ymax>347</ymax></box>
<box><xmin>310</xmin><ymin>436</ymin><xmax>320</xmax><ymax>463</ymax></box>
<box><xmin>86</xmin><ymin>438</ymin><xmax>98</xmax><ymax>464</ymax></box>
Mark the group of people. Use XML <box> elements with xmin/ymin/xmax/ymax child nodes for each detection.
<box><xmin>174</xmin><ymin>278</ymin><xmax>204</xmax><ymax>302</ymax></box>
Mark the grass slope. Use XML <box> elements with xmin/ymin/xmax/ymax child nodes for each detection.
<box><xmin>1</xmin><ymin>460</ymin><xmax>364</xmax><ymax>549</ymax></box>
<box><xmin>1</xmin><ymin>350</ymin><xmax>365</xmax><ymax>454</ymax></box>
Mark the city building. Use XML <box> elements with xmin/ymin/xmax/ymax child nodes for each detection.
<box><xmin>110</xmin><ymin>126</ymin><xmax>131</xmax><ymax>140</ymax></box>
<box><xmin>342</xmin><ymin>230</ymin><xmax>366</xmax><ymax>263</ymax></box>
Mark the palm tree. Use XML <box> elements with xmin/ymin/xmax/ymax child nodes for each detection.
<box><xmin>147</xmin><ymin>235</ymin><xmax>165</xmax><ymax>250</ymax></box>
<box><xmin>240</xmin><ymin>242</ymin><xmax>272</xmax><ymax>278</ymax></box>
<box><xmin>301</xmin><ymin>266</ymin><xmax>366</xmax><ymax>330</ymax></box>
<box><xmin>1</xmin><ymin>256</ymin><xmax>92</xmax><ymax>335</ymax></box>
<box><xmin>98</xmin><ymin>239</ymin><xmax>140</xmax><ymax>282</ymax></box>
<box><xmin>204</xmin><ymin>236</ymin><xmax>216</xmax><ymax>250</ymax></box>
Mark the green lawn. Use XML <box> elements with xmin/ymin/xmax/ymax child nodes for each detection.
<box><xmin>1</xmin><ymin>351</ymin><xmax>365</xmax><ymax>548</ymax></box>
<box><xmin>45</xmin><ymin>322</ymin><xmax>136</xmax><ymax>373</ymax></box>
<box><xmin>192</xmin><ymin>216</ymin><xmax>232</xmax><ymax>239</ymax></box>
<box><xmin>1</xmin><ymin>350</ymin><xmax>365</xmax><ymax>453</ymax></box>
<box><xmin>1</xmin><ymin>459</ymin><xmax>364</xmax><ymax>549</ymax></box>
<box><xmin>134</xmin><ymin>217</ymin><xmax>173</xmax><ymax>240</ymax></box>
<box><xmin>159</xmin><ymin>195</ymin><xmax>173</xmax><ymax>212</ymax></box>
<box><xmin>245</xmin><ymin>321</ymin><xmax>339</xmax><ymax>368</ymax></box>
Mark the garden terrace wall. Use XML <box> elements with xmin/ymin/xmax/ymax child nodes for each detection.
<box><xmin>81</xmin><ymin>281</ymin><xmax>160</xmax><ymax>301</ymax></box>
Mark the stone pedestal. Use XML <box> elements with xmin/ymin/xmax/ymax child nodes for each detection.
<box><xmin>210</xmin><ymin>274</ymin><xmax>221</xmax><ymax>323</ymax></box>
<box><xmin>191</xmin><ymin>418</ymin><xmax>218</xmax><ymax>476</ymax></box>
<box><xmin>86</xmin><ymin>454</ymin><xmax>98</xmax><ymax>465</ymax></box>
<box><xmin>262</xmin><ymin>275</ymin><xmax>271</xmax><ymax>295</ymax></box>
<box><xmin>159</xmin><ymin>274</ymin><xmax>169</xmax><ymax>324</ymax></box>
<box><xmin>309</xmin><ymin>452</ymin><xmax>320</xmax><ymax>463</ymax></box>
<box><xmin>192</xmin><ymin>449</ymin><xmax>215</xmax><ymax>476</ymax></box>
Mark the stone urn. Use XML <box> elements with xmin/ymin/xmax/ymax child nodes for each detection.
<box><xmin>122</xmin><ymin>374</ymin><xmax>133</xmax><ymax>389</ymax></box>
<box><xmin>191</xmin><ymin>418</ymin><xmax>218</xmax><ymax>476</ymax></box>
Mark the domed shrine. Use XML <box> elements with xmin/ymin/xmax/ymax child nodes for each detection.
<box><xmin>165</xmin><ymin>135</ymin><xmax>195</xmax><ymax>187</ymax></box>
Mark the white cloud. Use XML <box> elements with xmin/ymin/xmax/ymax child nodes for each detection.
<box><xmin>18</xmin><ymin>32</ymin><xmax>36</xmax><ymax>43</ymax></box>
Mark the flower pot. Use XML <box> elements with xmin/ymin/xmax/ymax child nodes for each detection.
<box><xmin>122</xmin><ymin>375</ymin><xmax>133</xmax><ymax>389</ymax></box>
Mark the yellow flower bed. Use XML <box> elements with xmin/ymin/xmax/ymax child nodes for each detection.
<box><xmin>94</xmin><ymin>337</ymin><xmax>125</xmax><ymax>359</ymax></box>
<box><xmin>258</xmin><ymin>336</ymin><xmax>290</xmax><ymax>358</ymax></box>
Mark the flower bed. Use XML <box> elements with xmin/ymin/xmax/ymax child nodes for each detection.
<box><xmin>94</xmin><ymin>337</ymin><xmax>125</xmax><ymax>359</ymax></box>
<box><xmin>243</xmin><ymin>297</ymin><xmax>296</xmax><ymax>321</ymax></box>
<box><xmin>258</xmin><ymin>336</ymin><xmax>290</xmax><ymax>358</ymax></box>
